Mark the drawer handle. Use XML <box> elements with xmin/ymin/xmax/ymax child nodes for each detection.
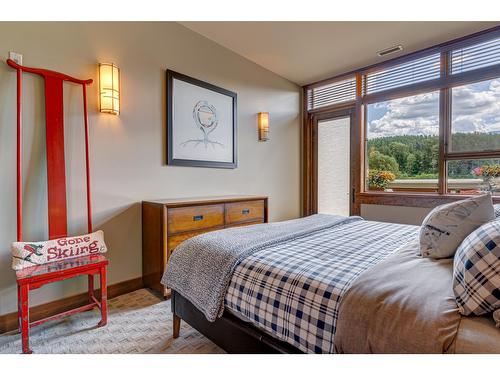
<box><xmin>193</xmin><ymin>215</ymin><xmax>204</xmax><ymax>221</ymax></box>
<box><xmin>242</xmin><ymin>209</ymin><xmax>250</xmax><ymax>215</ymax></box>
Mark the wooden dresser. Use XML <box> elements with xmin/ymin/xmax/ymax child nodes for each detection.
<box><xmin>142</xmin><ymin>195</ymin><xmax>268</xmax><ymax>296</ymax></box>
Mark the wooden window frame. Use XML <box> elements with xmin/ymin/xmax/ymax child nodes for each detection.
<box><xmin>303</xmin><ymin>107</ymin><xmax>358</xmax><ymax>216</ymax></box>
<box><xmin>303</xmin><ymin>26</ymin><xmax>500</xmax><ymax>213</ymax></box>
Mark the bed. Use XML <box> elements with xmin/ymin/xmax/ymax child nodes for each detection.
<box><xmin>163</xmin><ymin>214</ymin><xmax>500</xmax><ymax>354</ymax></box>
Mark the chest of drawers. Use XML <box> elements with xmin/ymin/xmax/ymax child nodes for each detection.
<box><xmin>142</xmin><ymin>195</ymin><xmax>268</xmax><ymax>297</ymax></box>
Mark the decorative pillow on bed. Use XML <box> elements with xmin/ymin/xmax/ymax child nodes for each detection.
<box><xmin>494</xmin><ymin>204</ymin><xmax>500</xmax><ymax>218</ymax></box>
<box><xmin>420</xmin><ymin>193</ymin><xmax>494</xmax><ymax>259</ymax></box>
<box><xmin>453</xmin><ymin>219</ymin><xmax>500</xmax><ymax>316</ymax></box>
<box><xmin>11</xmin><ymin>230</ymin><xmax>107</xmax><ymax>270</ymax></box>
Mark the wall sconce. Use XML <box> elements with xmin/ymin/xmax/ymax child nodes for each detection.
<box><xmin>258</xmin><ymin>112</ymin><xmax>269</xmax><ymax>141</ymax></box>
<box><xmin>99</xmin><ymin>63</ymin><xmax>120</xmax><ymax>115</ymax></box>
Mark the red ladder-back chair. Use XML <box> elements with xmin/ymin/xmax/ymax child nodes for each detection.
<box><xmin>7</xmin><ymin>59</ymin><xmax>108</xmax><ymax>354</ymax></box>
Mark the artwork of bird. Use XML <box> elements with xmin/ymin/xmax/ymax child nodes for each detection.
<box><xmin>22</xmin><ymin>243</ymin><xmax>44</xmax><ymax>263</ymax></box>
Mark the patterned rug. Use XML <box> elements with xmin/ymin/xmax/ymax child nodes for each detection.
<box><xmin>0</xmin><ymin>288</ymin><xmax>225</xmax><ymax>354</ymax></box>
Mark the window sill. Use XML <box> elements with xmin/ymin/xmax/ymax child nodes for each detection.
<box><xmin>357</xmin><ymin>191</ymin><xmax>500</xmax><ymax>208</ymax></box>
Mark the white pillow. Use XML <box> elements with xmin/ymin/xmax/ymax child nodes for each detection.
<box><xmin>420</xmin><ymin>193</ymin><xmax>494</xmax><ymax>259</ymax></box>
<box><xmin>11</xmin><ymin>230</ymin><xmax>107</xmax><ymax>270</ymax></box>
<box><xmin>494</xmin><ymin>204</ymin><xmax>500</xmax><ymax>218</ymax></box>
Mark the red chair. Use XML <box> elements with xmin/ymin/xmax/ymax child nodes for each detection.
<box><xmin>7</xmin><ymin>59</ymin><xmax>108</xmax><ymax>354</ymax></box>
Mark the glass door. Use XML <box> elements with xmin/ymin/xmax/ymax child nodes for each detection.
<box><xmin>317</xmin><ymin>116</ymin><xmax>351</xmax><ymax>216</ymax></box>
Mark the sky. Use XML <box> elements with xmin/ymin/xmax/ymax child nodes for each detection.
<box><xmin>367</xmin><ymin>78</ymin><xmax>500</xmax><ymax>139</ymax></box>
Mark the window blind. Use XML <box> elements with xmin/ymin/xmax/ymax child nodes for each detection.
<box><xmin>363</xmin><ymin>53</ymin><xmax>441</xmax><ymax>95</ymax></box>
<box><xmin>451</xmin><ymin>36</ymin><xmax>500</xmax><ymax>75</ymax></box>
<box><xmin>307</xmin><ymin>76</ymin><xmax>356</xmax><ymax>110</ymax></box>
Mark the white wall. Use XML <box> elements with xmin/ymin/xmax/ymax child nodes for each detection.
<box><xmin>0</xmin><ymin>22</ymin><xmax>301</xmax><ymax>315</ymax></box>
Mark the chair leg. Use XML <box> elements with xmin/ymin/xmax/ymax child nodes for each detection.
<box><xmin>19</xmin><ymin>284</ymin><xmax>32</xmax><ymax>354</ymax></box>
<box><xmin>88</xmin><ymin>274</ymin><xmax>94</xmax><ymax>302</ymax></box>
<box><xmin>97</xmin><ymin>266</ymin><xmax>107</xmax><ymax>327</ymax></box>
<box><xmin>17</xmin><ymin>284</ymin><xmax>21</xmax><ymax>334</ymax></box>
<box><xmin>173</xmin><ymin>314</ymin><xmax>181</xmax><ymax>339</ymax></box>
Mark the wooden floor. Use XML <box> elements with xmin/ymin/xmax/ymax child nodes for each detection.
<box><xmin>0</xmin><ymin>288</ymin><xmax>225</xmax><ymax>354</ymax></box>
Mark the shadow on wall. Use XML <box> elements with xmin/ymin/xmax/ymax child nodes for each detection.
<box><xmin>93</xmin><ymin>200</ymin><xmax>142</xmax><ymax>284</ymax></box>
<box><xmin>0</xmin><ymin>201</ymin><xmax>142</xmax><ymax>315</ymax></box>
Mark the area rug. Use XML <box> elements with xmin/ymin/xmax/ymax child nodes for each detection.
<box><xmin>0</xmin><ymin>288</ymin><xmax>225</xmax><ymax>354</ymax></box>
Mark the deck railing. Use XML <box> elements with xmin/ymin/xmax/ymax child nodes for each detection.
<box><xmin>385</xmin><ymin>178</ymin><xmax>486</xmax><ymax>193</ymax></box>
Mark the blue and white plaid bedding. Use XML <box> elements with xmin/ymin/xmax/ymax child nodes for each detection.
<box><xmin>224</xmin><ymin>219</ymin><xmax>419</xmax><ymax>353</ymax></box>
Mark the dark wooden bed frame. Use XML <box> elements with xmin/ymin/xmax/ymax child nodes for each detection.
<box><xmin>171</xmin><ymin>290</ymin><xmax>302</xmax><ymax>354</ymax></box>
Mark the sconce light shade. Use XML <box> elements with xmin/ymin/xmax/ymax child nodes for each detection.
<box><xmin>99</xmin><ymin>63</ymin><xmax>120</xmax><ymax>115</ymax></box>
<box><xmin>258</xmin><ymin>112</ymin><xmax>269</xmax><ymax>141</ymax></box>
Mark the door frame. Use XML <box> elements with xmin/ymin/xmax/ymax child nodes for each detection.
<box><xmin>303</xmin><ymin>106</ymin><xmax>359</xmax><ymax>216</ymax></box>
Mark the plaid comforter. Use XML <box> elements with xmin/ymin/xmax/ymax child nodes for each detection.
<box><xmin>224</xmin><ymin>219</ymin><xmax>419</xmax><ymax>353</ymax></box>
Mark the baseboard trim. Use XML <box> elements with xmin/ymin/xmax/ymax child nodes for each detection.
<box><xmin>0</xmin><ymin>277</ymin><xmax>144</xmax><ymax>334</ymax></box>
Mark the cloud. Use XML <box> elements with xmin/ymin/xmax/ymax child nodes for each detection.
<box><xmin>368</xmin><ymin>78</ymin><xmax>500</xmax><ymax>138</ymax></box>
<box><xmin>451</xmin><ymin>79</ymin><xmax>500</xmax><ymax>133</ymax></box>
<box><xmin>368</xmin><ymin>91</ymin><xmax>439</xmax><ymax>138</ymax></box>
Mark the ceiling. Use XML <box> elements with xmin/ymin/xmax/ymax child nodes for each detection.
<box><xmin>181</xmin><ymin>22</ymin><xmax>499</xmax><ymax>86</ymax></box>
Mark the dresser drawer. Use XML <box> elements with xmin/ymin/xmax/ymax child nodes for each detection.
<box><xmin>226</xmin><ymin>219</ymin><xmax>264</xmax><ymax>228</ymax></box>
<box><xmin>225</xmin><ymin>200</ymin><xmax>265</xmax><ymax>224</ymax></box>
<box><xmin>167</xmin><ymin>228</ymin><xmax>219</xmax><ymax>259</ymax></box>
<box><xmin>167</xmin><ymin>204</ymin><xmax>224</xmax><ymax>234</ymax></box>
<box><xmin>168</xmin><ymin>233</ymin><xmax>194</xmax><ymax>255</ymax></box>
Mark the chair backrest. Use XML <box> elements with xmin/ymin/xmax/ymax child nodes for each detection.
<box><xmin>7</xmin><ymin>59</ymin><xmax>94</xmax><ymax>241</ymax></box>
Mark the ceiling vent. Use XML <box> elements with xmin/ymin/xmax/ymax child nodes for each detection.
<box><xmin>377</xmin><ymin>44</ymin><xmax>403</xmax><ymax>57</ymax></box>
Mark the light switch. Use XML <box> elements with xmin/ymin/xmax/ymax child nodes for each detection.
<box><xmin>9</xmin><ymin>51</ymin><xmax>22</xmax><ymax>65</ymax></box>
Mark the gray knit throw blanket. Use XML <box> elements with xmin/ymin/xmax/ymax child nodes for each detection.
<box><xmin>161</xmin><ymin>214</ymin><xmax>360</xmax><ymax>322</ymax></box>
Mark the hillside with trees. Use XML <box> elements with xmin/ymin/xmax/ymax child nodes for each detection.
<box><xmin>367</xmin><ymin>133</ymin><xmax>500</xmax><ymax>179</ymax></box>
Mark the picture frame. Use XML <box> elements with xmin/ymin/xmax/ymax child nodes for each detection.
<box><xmin>167</xmin><ymin>70</ymin><xmax>238</xmax><ymax>169</ymax></box>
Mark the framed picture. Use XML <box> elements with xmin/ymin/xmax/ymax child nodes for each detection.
<box><xmin>167</xmin><ymin>70</ymin><xmax>237</xmax><ymax>168</ymax></box>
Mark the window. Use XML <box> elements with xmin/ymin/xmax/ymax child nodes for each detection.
<box><xmin>362</xmin><ymin>31</ymin><xmax>500</xmax><ymax>195</ymax></box>
<box><xmin>450</xmin><ymin>78</ymin><xmax>500</xmax><ymax>153</ymax></box>
<box><xmin>448</xmin><ymin>159</ymin><xmax>500</xmax><ymax>194</ymax></box>
<box><xmin>366</xmin><ymin>92</ymin><xmax>440</xmax><ymax>191</ymax></box>
<box><xmin>303</xmin><ymin>27</ymin><xmax>500</xmax><ymax>215</ymax></box>
<box><xmin>307</xmin><ymin>76</ymin><xmax>356</xmax><ymax>110</ymax></box>
<box><xmin>446</xmin><ymin>77</ymin><xmax>500</xmax><ymax>194</ymax></box>
<box><xmin>451</xmin><ymin>37</ymin><xmax>500</xmax><ymax>75</ymax></box>
<box><xmin>363</xmin><ymin>53</ymin><xmax>440</xmax><ymax>95</ymax></box>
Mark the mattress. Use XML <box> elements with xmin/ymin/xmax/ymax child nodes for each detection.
<box><xmin>224</xmin><ymin>219</ymin><xmax>419</xmax><ymax>353</ymax></box>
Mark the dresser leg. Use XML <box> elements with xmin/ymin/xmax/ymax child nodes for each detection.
<box><xmin>173</xmin><ymin>314</ymin><xmax>181</xmax><ymax>339</ymax></box>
